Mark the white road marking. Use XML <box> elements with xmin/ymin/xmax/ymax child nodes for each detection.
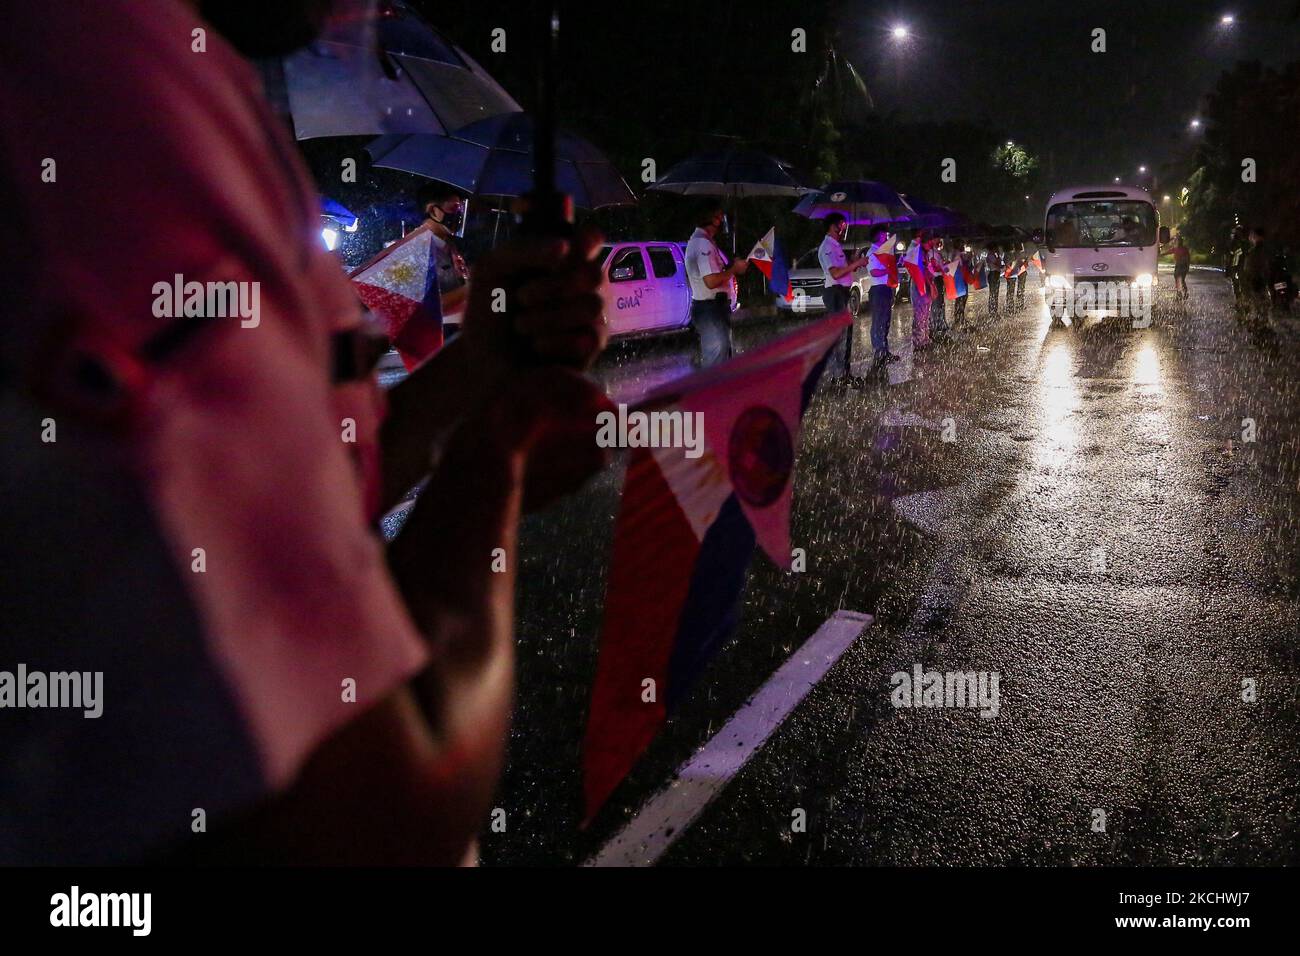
<box><xmin>585</xmin><ymin>609</ymin><xmax>874</xmax><ymax>867</ymax></box>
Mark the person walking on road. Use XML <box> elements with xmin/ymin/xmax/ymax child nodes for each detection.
<box><xmin>1226</xmin><ymin>225</ymin><xmax>1249</xmax><ymax>306</ymax></box>
<box><xmin>685</xmin><ymin>201</ymin><xmax>748</xmax><ymax>367</ymax></box>
<box><xmin>818</xmin><ymin>213</ymin><xmax>871</xmax><ymax>381</ymax></box>
<box><xmin>1241</xmin><ymin>227</ymin><xmax>1271</xmax><ymax>318</ymax></box>
<box><xmin>1169</xmin><ymin>235</ymin><xmax>1191</xmax><ymax>300</ymax></box>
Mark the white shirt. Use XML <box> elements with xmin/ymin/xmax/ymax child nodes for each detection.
<box><xmin>685</xmin><ymin>227</ymin><xmax>729</xmax><ymax>301</ymax></box>
<box><xmin>867</xmin><ymin>236</ymin><xmax>898</xmax><ymax>287</ymax></box>
<box><xmin>818</xmin><ymin>234</ymin><xmax>852</xmax><ymax>288</ymax></box>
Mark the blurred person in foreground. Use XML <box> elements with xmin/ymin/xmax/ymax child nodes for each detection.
<box><xmin>0</xmin><ymin>0</ymin><xmax>612</xmax><ymax>865</ymax></box>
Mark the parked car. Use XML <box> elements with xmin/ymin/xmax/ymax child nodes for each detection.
<box><xmin>774</xmin><ymin>246</ymin><xmax>869</xmax><ymax>315</ymax></box>
<box><xmin>598</xmin><ymin>241</ymin><xmax>741</xmax><ymax>337</ymax></box>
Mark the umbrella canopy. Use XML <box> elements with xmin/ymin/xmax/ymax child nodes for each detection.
<box><xmin>898</xmin><ymin>194</ymin><xmax>972</xmax><ymax>231</ymax></box>
<box><xmin>793</xmin><ymin>180</ymin><xmax>913</xmax><ymax>225</ymax></box>
<box><xmin>365</xmin><ymin>113</ymin><xmax>637</xmax><ymax>209</ymax></box>
<box><xmin>320</xmin><ymin>197</ymin><xmax>358</xmax><ymax>230</ymax></box>
<box><xmin>648</xmin><ymin>150</ymin><xmax>815</xmax><ymax>198</ymax></box>
<box><xmin>262</xmin><ymin>0</ymin><xmax>520</xmax><ymax>139</ymax></box>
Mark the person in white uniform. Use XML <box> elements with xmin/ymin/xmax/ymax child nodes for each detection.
<box><xmin>684</xmin><ymin>201</ymin><xmax>748</xmax><ymax>367</ymax></box>
<box><xmin>817</xmin><ymin>213</ymin><xmax>869</xmax><ymax>380</ymax></box>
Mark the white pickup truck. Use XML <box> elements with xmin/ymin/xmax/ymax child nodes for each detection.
<box><xmin>446</xmin><ymin>241</ymin><xmax>732</xmax><ymax>339</ymax></box>
<box><xmin>593</xmin><ymin>241</ymin><xmax>740</xmax><ymax>338</ymax></box>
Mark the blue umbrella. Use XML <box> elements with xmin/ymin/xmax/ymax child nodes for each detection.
<box><xmin>320</xmin><ymin>197</ymin><xmax>358</xmax><ymax>230</ymax></box>
<box><xmin>898</xmin><ymin>194</ymin><xmax>971</xmax><ymax>231</ymax></box>
<box><xmin>365</xmin><ymin>113</ymin><xmax>636</xmax><ymax>210</ymax></box>
<box><xmin>793</xmin><ymin>180</ymin><xmax>913</xmax><ymax>225</ymax></box>
<box><xmin>648</xmin><ymin>150</ymin><xmax>814</xmax><ymax>198</ymax></box>
<box><xmin>261</xmin><ymin>0</ymin><xmax>520</xmax><ymax>139</ymax></box>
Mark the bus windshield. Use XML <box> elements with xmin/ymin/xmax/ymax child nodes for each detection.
<box><xmin>1046</xmin><ymin>200</ymin><xmax>1157</xmax><ymax>248</ymax></box>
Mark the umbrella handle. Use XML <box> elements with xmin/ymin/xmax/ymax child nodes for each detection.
<box><xmin>518</xmin><ymin>3</ymin><xmax>573</xmax><ymax>240</ymax></box>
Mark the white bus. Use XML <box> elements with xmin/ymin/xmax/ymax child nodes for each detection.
<box><xmin>1035</xmin><ymin>185</ymin><xmax>1169</xmax><ymax>321</ymax></box>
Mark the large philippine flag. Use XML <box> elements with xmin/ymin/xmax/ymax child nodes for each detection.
<box><xmin>746</xmin><ymin>227</ymin><xmax>793</xmax><ymax>301</ymax></box>
<box><xmin>902</xmin><ymin>240</ymin><xmax>930</xmax><ymax>296</ymax></box>
<box><xmin>581</xmin><ymin>313</ymin><xmax>851</xmax><ymax>823</ymax></box>
<box><xmin>961</xmin><ymin>256</ymin><xmax>984</xmax><ymax>291</ymax></box>
<box><xmin>349</xmin><ymin>223</ymin><xmax>445</xmax><ymax>371</ymax></box>
<box><xmin>943</xmin><ymin>257</ymin><xmax>968</xmax><ymax>300</ymax></box>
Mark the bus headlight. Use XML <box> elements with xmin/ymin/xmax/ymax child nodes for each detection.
<box><xmin>1134</xmin><ymin>273</ymin><xmax>1154</xmax><ymax>287</ymax></box>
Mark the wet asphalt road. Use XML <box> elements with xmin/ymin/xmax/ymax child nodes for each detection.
<box><xmin>472</xmin><ymin>267</ymin><xmax>1300</xmax><ymax>866</ymax></box>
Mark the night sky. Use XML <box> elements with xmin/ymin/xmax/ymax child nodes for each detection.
<box><xmin>849</xmin><ymin>0</ymin><xmax>1299</xmax><ymax>184</ymax></box>
<box><xmin>427</xmin><ymin>0</ymin><xmax>1298</xmax><ymax>191</ymax></box>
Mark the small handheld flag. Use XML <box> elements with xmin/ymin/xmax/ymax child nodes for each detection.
<box><xmin>869</xmin><ymin>234</ymin><xmax>899</xmax><ymax>288</ymax></box>
<box><xmin>581</xmin><ymin>314</ymin><xmax>851</xmax><ymax>823</ymax></box>
<box><xmin>349</xmin><ymin>223</ymin><xmax>445</xmax><ymax>371</ymax></box>
<box><xmin>903</xmin><ymin>241</ymin><xmax>933</xmax><ymax>297</ymax></box>
<box><xmin>943</xmin><ymin>257</ymin><xmax>967</xmax><ymax>300</ymax></box>
<box><xmin>747</xmin><ymin>227</ymin><xmax>793</xmax><ymax>301</ymax></box>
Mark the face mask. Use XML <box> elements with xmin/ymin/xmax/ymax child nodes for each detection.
<box><xmin>438</xmin><ymin>207</ymin><xmax>464</xmax><ymax>234</ymax></box>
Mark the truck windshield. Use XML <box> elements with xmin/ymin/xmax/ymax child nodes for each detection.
<box><xmin>1046</xmin><ymin>201</ymin><xmax>1157</xmax><ymax>248</ymax></box>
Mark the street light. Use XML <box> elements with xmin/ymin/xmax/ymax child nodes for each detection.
<box><xmin>1190</xmin><ymin>118</ymin><xmax>1201</xmax><ymax>129</ymax></box>
<box><xmin>1220</xmin><ymin>13</ymin><xmax>1235</xmax><ymax>25</ymax></box>
<box><xmin>1138</xmin><ymin>165</ymin><xmax>1147</xmax><ymax>173</ymax></box>
<box><xmin>1114</xmin><ymin>177</ymin><xmax>1121</xmax><ymax>183</ymax></box>
<box><xmin>892</xmin><ymin>25</ymin><xmax>909</xmax><ymax>40</ymax></box>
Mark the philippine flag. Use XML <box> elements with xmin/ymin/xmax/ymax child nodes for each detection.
<box><xmin>868</xmin><ymin>234</ymin><xmax>900</xmax><ymax>288</ymax></box>
<box><xmin>581</xmin><ymin>313</ymin><xmax>851</xmax><ymax>823</ymax></box>
<box><xmin>747</xmin><ymin>227</ymin><xmax>793</xmax><ymax>301</ymax></box>
<box><xmin>943</xmin><ymin>257</ymin><xmax>968</xmax><ymax>300</ymax></box>
<box><xmin>961</xmin><ymin>257</ymin><xmax>984</xmax><ymax>291</ymax></box>
<box><xmin>349</xmin><ymin>223</ymin><xmax>445</xmax><ymax>371</ymax></box>
<box><xmin>1030</xmin><ymin>251</ymin><xmax>1044</xmax><ymax>272</ymax></box>
<box><xmin>903</xmin><ymin>241</ymin><xmax>931</xmax><ymax>296</ymax></box>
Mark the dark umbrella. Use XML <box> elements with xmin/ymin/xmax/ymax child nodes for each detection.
<box><xmin>364</xmin><ymin>113</ymin><xmax>636</xmax><ymax>210</ymax></box>
<box><xmin>793</xmin><ymin>180</ymin><xmax>913</xmax><ymax>225</ymax></box>
<box><xmin>898</xmin><ymin>194</ymin><xmax>971</xmax><ymax>232</ymax></box>
<box><xmin>260</xmin><ymin>0</ymin><xmax>520</xmax><ymax>139</ymax></box>
<box><xmin>648</xmin><ymin>150</ymin><xmax>815</xmax><ymax>199</ymax></box>
<box><xmin>649</xmin><ymin>149</ymin><xmax>814</xmax><ymax>253</ymax></box>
